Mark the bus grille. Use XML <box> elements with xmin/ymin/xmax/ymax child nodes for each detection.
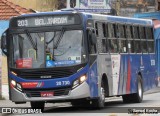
<box><xmin>10</xmin><ymin>63</ymin><xmax>86</xmax><ymax>79</ymax></box>
<box><xmin>17</xmin><ymin>69</ymin><xmax>74</xmax><ymax>79</ymax></box>
<box><xmin>24</xmin><ymin>88</ymin><xmax>70</xmax><ymax>97</ymax></box>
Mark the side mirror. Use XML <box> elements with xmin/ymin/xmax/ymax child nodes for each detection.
<box><xmin>88</xmin><ymin>29</ymin><xmax>97</xmax><ymax>45</ymax></box>
<box><xmin>1</xmin><ymin>29</ymin><xmax>8</xmax><ymax>56</ymax></box>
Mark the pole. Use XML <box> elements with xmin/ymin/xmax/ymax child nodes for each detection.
<box><xmin>116</xmin><ymin>0</ymin><xmax>120</xmax><ymax>16</ymax></box>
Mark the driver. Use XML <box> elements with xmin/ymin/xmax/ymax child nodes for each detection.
<box><xmin>46</xmin><ymin>48</ymin><xmax>53</xmax><ymax>61</ymax></box>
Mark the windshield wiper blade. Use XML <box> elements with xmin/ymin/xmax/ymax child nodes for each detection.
<box><xmin>54</xmin><ymin>28</ymin><xmax>65</xmax><ymax>49</ymax></box>
<box><xmin>25</xmin><ymin>30</ymin><xmax>37</xmax><ymax>50</ymax></box>
<box><xmin>46</xmin><ymin>31</ymin><xmax>56</xmax><ymax>45</ymax></box>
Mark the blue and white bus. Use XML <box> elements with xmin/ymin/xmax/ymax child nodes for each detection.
<box><xmin>1</xmin><ymin>11</ymin><xmax>158</xmax><ymax>110</ymax></box>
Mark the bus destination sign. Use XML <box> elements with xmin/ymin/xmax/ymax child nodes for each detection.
<box><xmin>15</xmin><ymin>15</ymin><xmax>78</xmax><ymax>27</ymax></box>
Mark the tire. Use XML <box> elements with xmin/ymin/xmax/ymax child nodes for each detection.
<box><xmin>132</xmin><ymin>76</ymin><xmax>143</xmax><ymax>103</ymax></box>
<box><xmin>71</xmin><ymin>100</ymin><xmax>90</xmax><ymax>107</ymax></box>
<box><xmin>91</xmin><ymin>81</ymin><xmax>105</xmax><ymax>109</ymax></box>
<box><xmin>30</xmin><ymin>101</ymin><xmax>45</xmax><ymax>111</ymax></box>
<box><xmin>122</xmin><ymin>94</ymin><xmax>132</xmax><ymax>103</ymax></box>
<box><xmin>122</xmin><ymin>75</ymin><xmax>143</xmax><ymax>103</ymax></box>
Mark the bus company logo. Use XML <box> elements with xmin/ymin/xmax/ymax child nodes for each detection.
<box><xmin>36</xmin><ymin>82</ymin><xmax>44</xmax><ymax>88</ymax></box>
<box><xmin>21</xmin><ymin>82</ymin><xmax>44</xmax><ymax>88</ymax></box>
<box><xmin>40</xmin><ymin>75</ymin><xmax>52</xmax><ymax>79</ymax></box>
<box><xmin>2</xmin><ymin>108</ymin><xmax>12</xmax><ymax>113</ymax></box>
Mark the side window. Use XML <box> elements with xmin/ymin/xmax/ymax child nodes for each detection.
<box><xmin>126</xmin><ymin>25</ymin><xmax>133</xmax><ymax>39</ymax></box>
<box><xmin>117</xmin><ymin>24</ymin><xmax>126</xmax><ymax>38</ymax></box>
<box><xmin>141</xmin><ymin>40</ymin><xmax>148</xmax><ymax>53</ymax></box>
<box><xmin>126</xmin><ymin>24</ymin><xmax>134</xmax><ymax>53</ymax></box>
<box><xmin>132</xmin><ymin>26</ymin><xmax>141</xmax><ymax>53</ymax></box>
<box><xmin>109</xmin><ymin>39</ymin><xmax>118</xmax><ymax>53</ymax></box>
<box><xmin>134</xmin><ymin>40</ymin><xmax>141</xmax><ymax>53</ymax></box>
<box><xmin>139</xmin><ymin>26</ymin><xmax>147</xmax><ymax>53</ymax></box>
<box><xmin>108</xmin><ymin>23</ymin><xmax>116</xmax><ymax>38</ymax></box>
<box><xmin>132</xmin><ymin>26</ymin><xmax>139</xmax><ymax>39</ymax></box>
<box><xmin>95</xmin><ymin>22</ymin><xmax>108</xmax><ymax>53</ymax></box>
<box><xmin>87</xmin><ymin>30</ymin><xmax>96</xmax><ymax>54</ymax></box>
<box><xmin>146</xmin><ymin>27</ymin><xmax>154</xmax><ymax>39</ymax></box>
<box><xmin>146</xmin><ymin>27</ymin><xmax>154</xmax><ymax>53</ymax></box>
<box><xmin>139</xmin><ymin>26</ymin><xmax>146</xmax><ymax>39</ymax></box>
<box><xmin>148</xmin><ymin>40</ymin><xmax>154</xmax><ymax>53</ymax></box>
<box><xmin>118</xmin><ymin>39</ymin><xmax>127</xmax><ymax>53</ymax></box>
<box><xmin>128</xmin><ymin>40</ymin><xmax>134</xmax><ymax>53</ymax></box>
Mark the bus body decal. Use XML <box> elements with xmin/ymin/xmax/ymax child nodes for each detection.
<box><xmin>126</xmin><ymin>57</ymin><xmax>131</xmax><ymax>94</ymax></box>
<box><xmin>111</xmin><ymin>55</ymin><xmax>120</xmax><ymax>95</ymax></box>
<box><xmin>88</xmin><ymin>61</ymin><xmax>98</xmax><ymax>98</ymax></box>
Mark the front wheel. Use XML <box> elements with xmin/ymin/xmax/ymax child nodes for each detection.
<box><xmin>30</xmin><ymin>101</ymin><xmax>45</xmax><ymax>111</ymax></box>
<box><xmin>91</xmin><ymin>82</ymin><xmax>105</xmax><ymax>109</ymax></box>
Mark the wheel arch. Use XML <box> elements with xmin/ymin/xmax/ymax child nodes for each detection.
<box><xmin>137</xmin><ymin>71</ymin><xmax>144</xmax><ymax>91</ymax></box>
<box><xmin>101</xmin><ymin>73</ymin><xmax>109</xmax><ymax>97</ymax></box>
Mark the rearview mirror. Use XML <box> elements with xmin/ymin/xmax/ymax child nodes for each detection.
<box><xmin>1</xmin><ymin>29</ymin><xmax>8</xmax><ymax>56</ymax></box>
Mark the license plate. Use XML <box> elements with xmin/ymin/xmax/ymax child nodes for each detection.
<box><xmin>41</xmin><ymin>92</ymin><xmax>54</xmax><ymax>97</ymax></box>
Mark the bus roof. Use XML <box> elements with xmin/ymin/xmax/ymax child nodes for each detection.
<box><xmin>13</xmin><ymin>11</ymin><xmax>153</xmax><ymax>26</ymax></box>
<box><xmin>84</xmin><ymin>13</ymin><xmax>153</xmax><ymax>26</ymax></box>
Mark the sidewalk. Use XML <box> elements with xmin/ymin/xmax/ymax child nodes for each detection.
<box><xmin>2</xmin><ymin>84</ymin><xmax>9</xmax><ymax>100</ymax></box>
<box><xmin>144</xmin><ymin>86</ymin><xmax>160</xmax><ymax>94</ymax></box>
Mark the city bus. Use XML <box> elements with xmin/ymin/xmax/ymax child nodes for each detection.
<box><xmin>1</xmin><ymin>11</ymin><xmax>158</xmax><ymax>110</ymax></box>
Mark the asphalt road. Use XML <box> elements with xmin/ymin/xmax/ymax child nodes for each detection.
<box><xmin>0</xmin><ymin>87</ymin><xmax>159</xmax><ymax>116</ymax></box>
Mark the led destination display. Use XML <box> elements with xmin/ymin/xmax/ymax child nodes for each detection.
<box><xmin>10</xmin><ymin>14</ymin><xmax>80</xmax><ymax>28</ymax></box>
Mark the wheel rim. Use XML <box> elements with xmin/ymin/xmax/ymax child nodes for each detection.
<box><xmin>100</xmin><ymin>87</ymin><xmax>105</xmax><ymax>102</ymax></box>
<box><xmin>138</xmin><ymin>81</ymin><xmax>142</xmax><ymax>98</ymax></box>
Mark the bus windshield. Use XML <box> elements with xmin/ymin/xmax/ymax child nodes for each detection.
<box><xmin>11</xmin><ymin>30</ymin><xmax>86</xmax><ymax>69</ymax></box>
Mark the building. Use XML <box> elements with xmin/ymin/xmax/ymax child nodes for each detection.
<box><xmin>8</xmin><ymin>0</ymin><xmax>58</xmax><ymax>12</ymax></box>
<box><xmin>111</xmin><ymin>0</ymin><xmax>157</xmax><ymax>17</ymax></box>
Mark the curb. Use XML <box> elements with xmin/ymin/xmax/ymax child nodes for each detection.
<box><xmin>144</xmin><ymin>87</ymin><xmax>160</xmax><ymax>95</ymax></box>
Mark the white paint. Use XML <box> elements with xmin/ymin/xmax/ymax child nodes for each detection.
<box><xmin>111</xmin><ymin>55</ymin><xmax>120</xmax><ymax>95</ymax></box>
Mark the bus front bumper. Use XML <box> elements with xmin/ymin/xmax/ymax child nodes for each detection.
<box><xmin>10</xmin><ymin>82</ymin><xmax>90</xmax><ymax>102</ymax></box>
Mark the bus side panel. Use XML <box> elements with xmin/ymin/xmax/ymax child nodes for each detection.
<box><xmin>141</xmin><ymin>54</ymin><xmax>157</xmax><ymax>91</ymax></box>
<box><xmin>88</xmin><ymin>61</ymin><xmax>99</xmax><ymax>98</ymax></box>
<box><xmin>118</xmin><ymin>54</ymin><xmax>137</xmax><ymax>95</ymax></box>
<box><xmin>125</xmin><ymin>54</ymin><xmax>157</xmax><ymax>94</ymax></box>
<box><xmin>118</xmin><ymin>54</ymin><xmax>129</xmax><ymax>95</ymax></box>
<box><xmin>97</xmin><ymin>54</ymin><xmax>157</xmax><ymax>96</ymax></box>
<box><xmin>97</xmin><ymin>54</ymin><xmax>113</xmax><ymax>96</ymax></box>
<box><xmin>155</xmin><ymin>28</ymin><xmax>160</xmax><ymax>87</ymax></box>
<box><xmin>122</xmin><ymin>54</ymin><xmax>157</xmax><ymax>94</ymax></box>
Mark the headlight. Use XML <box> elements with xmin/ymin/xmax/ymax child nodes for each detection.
<box><xmin>72</xmin><ymin>80</ymin><xmax>79</xmax><ymax>89</ymax></box>
<box><xmin>16</xmin><ymin>83</ymin><xmax>22</xmax><ymax>91</ymax></box>
<box><xmin>11</xmin><ymin>71</ymin><xmax>17</xmax><ymax>76</ymax></box>
<box><xmin>72</xmin><ymin>75</ymin><xmax>87</xmax><ymax>89</ymax></box>
<box><xmin>11</xmin><ymin>80</ymin><xmax>16</xmax><ymax>87</ymax></box>
<box><xmin>10</xmin><ymin>80</ymin><xmax>22</xmax><ymax>91</ymax></box>
<box><xmin>79</xmin><ymin>75</ymin><xmax>87</xmax><ymax>83</ymax></box>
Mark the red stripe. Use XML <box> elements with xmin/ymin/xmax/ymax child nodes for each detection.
<box><xmin>21</xmin><ymin>82</ymin><xmax>38</xmax><ymax>88</ymax></box>
<box><xmin>126</xmin><ymin>58</ymin><xmax>131</xmax><ymax>94</ymax></box>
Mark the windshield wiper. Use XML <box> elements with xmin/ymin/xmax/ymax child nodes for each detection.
<box><xmin>46</xmin><ymin>31</ymin><xmax>56</xmax><ymax>45</ymax></box>
<box><xmin>54</xmin><ymin>28</ymin><xmax>66</xmax><ymax>49</ymax></box>
<box><xmin>25</xmin><ymin>30</ymin><xmax>37</xmax><ymax>50</ymax></box>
